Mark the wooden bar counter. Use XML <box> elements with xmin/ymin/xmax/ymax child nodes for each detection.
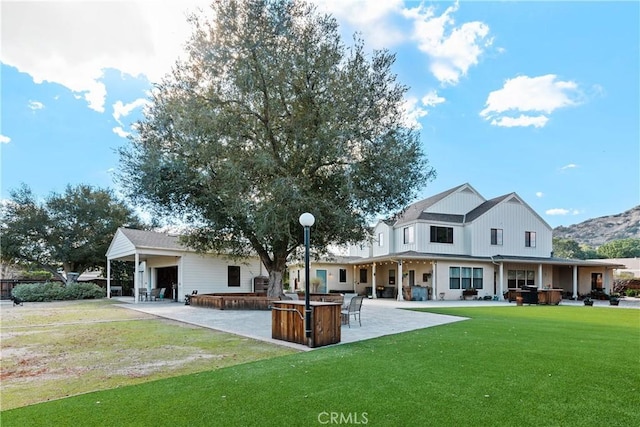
<box><xmin>271</xmin><ymin>300</ymin><xmax>341</xmax><ymax>348</ymax></box>
<box><xmin>537</xmin><ymin>289</ymin><xmax>563</xmax><ymax>305</ymax></box>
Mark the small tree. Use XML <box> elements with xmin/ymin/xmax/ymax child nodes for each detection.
<box><xmin>118</xmin><ymin>0</ymin><xmax>435</xmax><ymax>297</ymax></box>
<box><xmin>1</xmin><ymin>184</ymin><xmax>143</xmax><ymax>279</ymax></box>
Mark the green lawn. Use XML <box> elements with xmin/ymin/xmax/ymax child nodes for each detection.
<box><xmin>2</xmin><ymin>306</ymin><xmax>638</xmax><ymax>426</ymax></box>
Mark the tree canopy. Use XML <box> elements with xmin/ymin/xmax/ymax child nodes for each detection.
<box><xmin>596</xmin><ymin>238</ymin><xmax>640</xmax><ymax>259</ymax></box>
<box><xmin>117</xmin><ymin>0</ymin><xmax>435</xmax><ymax>296</ymax></box>
<box><xmin>1</xmin><ymin>184</ymin><xmax>142</xmax><ymax>280</ymax></box>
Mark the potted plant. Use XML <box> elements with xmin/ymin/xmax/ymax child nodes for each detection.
<box><xmin>609</xmin><ymin>293</ymin><xmax>620</xmax><ymax>306</ymax></box>
<box><xmin>583</xmin><ymin>296</ymin><xmax>594</xmax><ymax>306</ymax></box>
<box><xmin>310</xmin><ymin>277</ymin><xmax>322</xmax><ymax>293</ymax></box>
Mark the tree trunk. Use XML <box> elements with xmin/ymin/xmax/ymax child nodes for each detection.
<box><xmin>267</xmin><ymin>269</ymin><xmax>284</xmax><ymax>298</ymax></box>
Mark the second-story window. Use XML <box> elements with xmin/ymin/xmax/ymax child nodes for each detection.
<box><xmin>491</xmin><ymin>228</ymin><xmax>503</xmax><ymax>245</ymax></box>
<box><xmin>525</xmin><ymin>231</ymin><xmax>536</xmax><ymax>248</ymax></box>
<box><xmin>430</xmin><ymin>226</ymin><xmax>453</xmax><ymax>244</ymax></box>
<box><xmin>378</xmin><ymin>232</ymin><xmax>384</xmax><ymax>246</ymax></box>
<box><xmin>403</xmin><ymin>226</ymin><xmax>414</xmax><ymax>244</ymax></box>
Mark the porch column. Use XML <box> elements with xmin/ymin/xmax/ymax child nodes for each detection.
<box><xmin>106</xmin><ymin>259</ymin><xmax>111</xmax><ymax>298</ymax></box>
<box><xmin>432</xmin><ymin>261</ymin><xmax>437</xmax><ymax>300</ymax></box>
<box><xmin>397</xmin><ymin>260</ymin><xmax>404</xmax><ymax>301</ymax></box>
<box><xmin>178</xmin><ymin>255</ymin><xmax>184</xmax><ymax>302</ymax></box>
<box><xmin>499</xmin><ymin>262</ymin><xmax>504</xmax><ymax>300</ymax></box>
<box><xmin>134</xmin><ymin>252</ymin><xmax>140</xmax><ymax>304</ymax></box>
<box><xmin>603</xmin><ymin>268</ymin><xmax>610</xmax><ymax>294</ymax></box>
<box><xmin>537</xmin><ymin>264</ymin><xmax>543</xmax><ymax>289</ymax></box>
<box><xmin>572</xmin><ymin>265</ymin><xmax>578</xmax><ymax>299</ymax></box>
<box><xmin>352</xmin><ymin>265</ymin><xmax>357</xmax><ymax>293</ymax></box>
<box><xmin>372</xmin><ymin>263</ymin><xmax>377</xmax><ymax>299</ymax></box>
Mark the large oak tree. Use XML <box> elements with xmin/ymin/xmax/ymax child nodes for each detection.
<box><xmin>118</xmin><ymin>0</ymin><xmax>435</xmax><ymax>296</ymax></box>
<box><xmin>1</xmin><ymin>184</ymin><xmax>142</xmax><ymax>280</ymax></box>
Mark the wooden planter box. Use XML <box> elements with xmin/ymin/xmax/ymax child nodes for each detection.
<box><xmin>190</xmin><ymin>293</ymin><xmax>279</xmax><ymax>310</ymax></box>
<box><xmin>271</xmin><ymin>300</ymin><xmax>341</xmax><ymax>348</ymax></box>
<box><xmin>462</xmin><ymin>289</ymin><xmax>478</xmax><ymax>300</ymax></box>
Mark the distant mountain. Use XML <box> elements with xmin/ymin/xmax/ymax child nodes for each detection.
<box><xmin>553</xmin><ymin>206</ymin><xmax>640</xmax><ymax>247</ymax></box>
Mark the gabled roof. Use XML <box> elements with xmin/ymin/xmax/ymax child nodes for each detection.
<box><xmin>464</xmin><ymin>193</ymin><xmax>513</xmax><ymax>222</ymax></box>
<box><xmin>394</xmin><ymin>183</ymin><xmax>473</xmax><ymax>225</ymax></box>
<box><xmin>118</xmin><ymin>228</ymin><xmax>186</xmax><ymax>251</ymax></box>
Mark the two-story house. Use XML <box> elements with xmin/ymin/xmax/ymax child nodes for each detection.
<box><xmin>289</xmin><ymin>183</ymin><xmax>621</xmax><ymax>301</ymax></box>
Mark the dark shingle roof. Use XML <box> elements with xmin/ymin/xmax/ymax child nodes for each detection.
<box><xmin>394</xmin><ymin>184</ymin><xmax>467</xmax><ymax>225</ymax></box>
<box><xmin>417</xmin><ymin>212</ymin><xmax>465</xmax><ymax>223</ymax></box>
<box><xmin>464</xmin><ymin>193</ymin><xmax>513</xmax><ymax>223</ymax></box>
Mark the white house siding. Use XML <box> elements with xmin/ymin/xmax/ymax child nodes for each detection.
<box><xmin>349</xmin><ymin>242</ymin><xmax>371</xmax><ymax>258</ymax></box>
<box><xmin>106</xmin><ymin>230</ymin><xmax>136</xmax><ymax>259</ymax></box>
<box><xmin>469</xmin><ymin>199</ymin><xmax>552</xmax><ymax>258</ymax></box>
<box><xmin>427</xmin><ymin>187</ymin><xmax>484</xmax><ymax>215</ymax></box>
<box><xmin>372</xmin><ymin>222</ymin><xmax>392</xmax><ymax>257</ymax></box>
<box><xmin>179</xmin><ymin>254</ymin><xmax>264</xmax><ymax>294</ymax></box>
<box><xmin>414</xmin><ymin>222</ymin><xmax>466</xmax><ymax>255</ymax></box>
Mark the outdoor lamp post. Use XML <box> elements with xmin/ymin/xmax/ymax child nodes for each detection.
<box><xmin>299</xmin><ymin>212</ymin><xmax>315</xmax><ymax>346</ymax></box>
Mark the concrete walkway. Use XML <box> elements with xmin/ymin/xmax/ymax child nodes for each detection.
<box><xmin>116</xmin><ymin>296</ymin><xmax>639</xmax><ymax>352</ymax></box>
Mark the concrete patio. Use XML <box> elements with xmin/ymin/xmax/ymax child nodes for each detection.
<box><xmin>115</xmin><ymin>296</ymin><xmax>639</xmax><ymax>351</ymax></box>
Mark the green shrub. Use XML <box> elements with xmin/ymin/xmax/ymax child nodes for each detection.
<box><xmin>64</xmin><ymin>282</ymin><xmax>105</xmax><ymax>300</ymax></box>
<box><xmin>625</xmin><ymin>288</ymin><xmax>637</xmax><ymax>297</ymax></box>
<box><xmin>20</xmin><ymin>270</ymin><xmax>54</xmax><ymax>281</ymax></box>
<box><xmin>11</xmin><ymin>282</ymin><xmax>105</xmax><ymax>302</ymax></box>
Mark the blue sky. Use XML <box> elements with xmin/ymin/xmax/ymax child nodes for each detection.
<box><xmin>1</xmin><ymin>0</ymin><xmax>638</xmax><ymax>228</ymax></box>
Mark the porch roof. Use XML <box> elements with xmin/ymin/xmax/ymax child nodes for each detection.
<box><xmin>345</xmin><ymin>251</ymin><xmax>627</xmax><ymax>268</ymax></box>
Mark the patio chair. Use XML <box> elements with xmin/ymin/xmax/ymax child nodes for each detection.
<box><xmin>341</xmin><ymin>296</ymin><xmax>364</xmax><ymax>327</ymax></box>
<box><xmin>341</xmin><ymin>293</ymin><xmax>357</xmax><ymax>309</ymax></box>
<box><xmin>149</xmin><ymin>288</ymin><xmax>164</xmax><ymax>301</ymax></box>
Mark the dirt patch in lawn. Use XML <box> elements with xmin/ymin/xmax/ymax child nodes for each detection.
<box><xmin>0</xmin><ymin>299</ymin><xmax>297</xmax><ymax>410</ymax></box>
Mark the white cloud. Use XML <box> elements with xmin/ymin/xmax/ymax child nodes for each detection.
<box><xmin>402</xmin><ymin>2</ymin><xmax>492</xmax><ymax>85</ymax></box>
<box><xmin>480</xmin><ymin>74</ymin><xmax>582</xmax><ymax>128</ymax></box>
<box><xmin>546</xmin><ymin>208</ymin><xmax>569</xmax><ymax>216</ymax></box>
<box><xmin>490</xmin><ymin>115</ymin><xmax>548</xmax><ymax>128</ymax></box>
<box><xmin>560</xmin><ymin>163</ymin><xmax>578</xmax><ymax>171</ymax></box>
<box><xmin>402</xmin><ymin>90</ymin><xmax>446</xmax><ymax>129</ymax></box>
<box><xmin>422</xmin><ymin>90</ymin><xmax>446</xmax><ymax>107</ymax></box>
<box><xmin>314</xmin><ymin>0</ymin><xmax>406</xmax><ymax>48</ymax></box>
<box><xmin>0</xmin><ymin>135</ymin><xmax>11</xmax><ymax>144</ymax></box>
<box><xmin>546</xmin><ymin>208</ymin><xmax>581</xmax><ymax>216</ymax></box>
<box><xmin>113</xmin><ymin>98</ymin><xmax>149</xmax><ymax>125</ymax></box>
<box><xmin>112</xmin><ymin>127</ymin><xmax>130</xmax><ymax>138</ymax></box>
<box><xmin>28</xmin><ymin>100</ymin><xmax>44</xmax><ymax>110</ymax></box>
<box><xmin>1</xmin><ymin>1</ymin><xmax>209</xmax><ymax>113</ymax></box>
<box><xmin>536</xmin><ymin>192</ymin><xmax>544</xmax><ymax>198</ymax></box>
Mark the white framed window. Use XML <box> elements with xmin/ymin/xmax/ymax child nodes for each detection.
<box><xmin>378</xmin><ymin>232</ymin><xmax>384</xmax><ymax>246</ymax></box>
<box><xmin>491</xmin><ymin>228</ymin><xmax>503</xmax><ymax>245</ymax></box>
<box><xmin>525</xmin><ymin>231</ymin><xmax>536</xmax><ymax>247</ymax></box>
<box><xmin>430</xmin><ymin>226</ymin><xmax>453</xmax><ymax>244</ymax></box>
<box><xmin>403</xmin><ymin>226</ymin><xmax>414</xmax><ymax>244</ymax></box>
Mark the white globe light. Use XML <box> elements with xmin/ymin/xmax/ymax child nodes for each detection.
<box><xmin>299</xmin><ymin>212</ymin><xmax>315</xmax><ymax>227</ymax></box>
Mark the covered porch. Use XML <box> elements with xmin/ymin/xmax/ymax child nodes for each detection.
<box><xmin>347</xmin><ymin>253</ymin><xmax>624</xmax><ymax>301</ymax></box>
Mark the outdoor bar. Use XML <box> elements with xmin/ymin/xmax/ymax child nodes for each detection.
<box><xmin>271</xmin><ymin>300</ymin><xmax>341</xmax><ymax>348</ymax></box>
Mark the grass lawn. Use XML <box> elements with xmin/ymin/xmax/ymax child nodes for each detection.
<box><xmin>2</xmin><ymin>305</ymin><xmax>638</xmax><ymax>426</ymax></box>
<box><xmin>0</xmin><ymin>300</ymin><xmax>297</xmax><ymax>409</ymax></box>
